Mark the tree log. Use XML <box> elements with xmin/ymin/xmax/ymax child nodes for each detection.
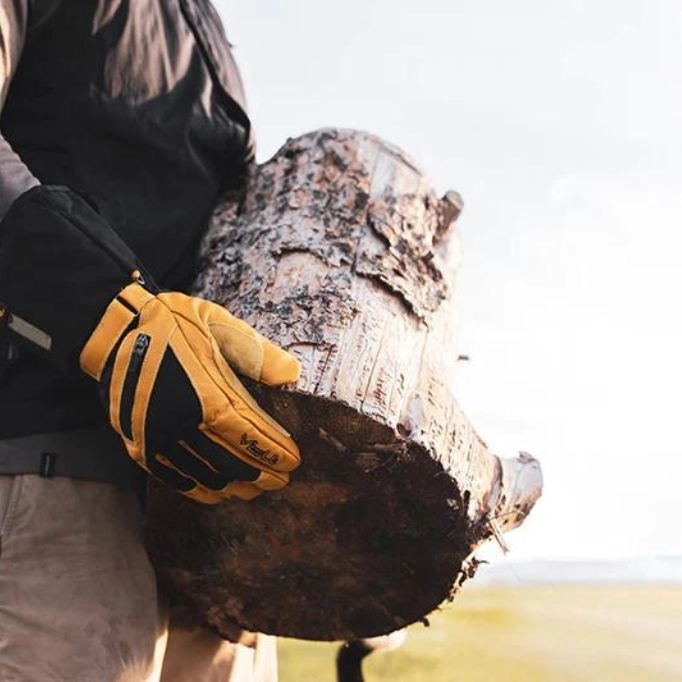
<box><xmin>145</xmin><ymin>129</ymin><xmax>543</xmax><ymax>641</ymax></box>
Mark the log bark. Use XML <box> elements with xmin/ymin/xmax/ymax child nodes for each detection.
<box><xmin>145</xmin><ymin>129</ymin><xmax>542</xmax><ymax>641</ymax></box>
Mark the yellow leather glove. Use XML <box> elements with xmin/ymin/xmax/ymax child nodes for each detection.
<box><xmin>80</xmin><ymin>281</ymin><xmax>300</xmax><ymax>503</ymax></box>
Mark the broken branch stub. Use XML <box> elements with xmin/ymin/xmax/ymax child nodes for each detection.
<box><xmin>145</xmin><ymin>129</ymin><xmax>543</xmax><ymax>641</ymax></box>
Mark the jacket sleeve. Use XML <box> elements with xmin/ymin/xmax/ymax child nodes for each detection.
<box><xmin>0</xmin><ymin>0</ymin><xmax>154</xmax><ymax>372</ymax></box>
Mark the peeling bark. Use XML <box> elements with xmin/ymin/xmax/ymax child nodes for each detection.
<box><xmin>145</xmin><ymin>129</ymin><xmax>542</xmax><ymax>641</ymax></box>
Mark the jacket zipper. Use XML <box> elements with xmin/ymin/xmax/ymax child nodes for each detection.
<box><xmin>119</xmin><ymin>333</ymin><xmax>150</xmax><ymax>440</ymax></box>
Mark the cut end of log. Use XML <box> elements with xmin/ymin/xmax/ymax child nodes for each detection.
<box><xmin>147</xmin><ymin>392</ymin><xmax>471</xmax><ymax>641</ymax></box>
<box><xmin>146</xmin><ymin>390</ymin><xmax>542</xmax><ymax>641</ymax></box>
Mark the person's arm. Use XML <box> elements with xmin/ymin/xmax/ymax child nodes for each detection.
<box><xmin>0</xmin><ymin>1</ymin><xmax>153</xmax><ymax>366</ymax></box>
<box><xmin>0</xmin><ymin>1</ymin><xmax>301</xmax><ymax>504</ymax></box>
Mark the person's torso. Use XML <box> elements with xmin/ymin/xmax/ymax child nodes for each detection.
<box><xmin>3</xmin><ymin>0</ymin><xmax>251</xmax><ymax>287</ymax></box>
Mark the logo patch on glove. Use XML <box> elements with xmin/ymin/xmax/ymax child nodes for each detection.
<box><xmin>240</xmin><ymin>433</ymin><xmax>279</xmax><ymax>466</ymax></box>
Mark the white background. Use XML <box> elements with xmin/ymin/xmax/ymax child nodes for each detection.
<box><xmin>216</xmin><ymin>1</ymin><xmax>682</xmax><ymax>563</ymax></box>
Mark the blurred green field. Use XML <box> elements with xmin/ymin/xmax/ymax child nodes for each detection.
<box><xmin>277</xmin><ymin>584</ymin><xmax>682</xmax><ymax>682</ymax></box>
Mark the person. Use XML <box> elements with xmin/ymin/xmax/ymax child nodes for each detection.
<box><xmin>0</xmin><ymin>2</ymin><xmax>296</xmax><ymax>680</ymax></box>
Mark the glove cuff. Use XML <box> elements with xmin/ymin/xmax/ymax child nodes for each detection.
<box><xmin>0</xmin><ymin>185</ymin><xmax>152</xmax><ymax>370</ymax></box>
<box><xmin>80</xmin><ymin>281</ymin><xmax>154</xmax><ymax>381</ymax></box>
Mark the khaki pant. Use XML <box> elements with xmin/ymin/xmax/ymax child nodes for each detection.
<box><xmin>0</xmin><ymin>475</ymin><xmax>277</xmax><ymax>682</ymax></box>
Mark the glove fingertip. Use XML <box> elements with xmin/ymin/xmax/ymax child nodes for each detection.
<box><xmin>224</xmin><ymin>481</ymin><xmax>265</xmax><ymax>501</ymax></box>
<box><xmin>260</xmin><ymin>344</ymin><xmax>301</xmax><ymax>386</ymax></box>
<box><xmin>186</xmin><ymin>488</ymin><xmax>226</xmax><ymax>505</ymax></box>
<box><xmin>283</xmin><ymin>442</ymin><xmax>301</xmax><ymax>471</ymax></box>
<box><xmin>255</xmin><ymin>470</ymin><xmax>290</xmax><ymax>491</ymax></box>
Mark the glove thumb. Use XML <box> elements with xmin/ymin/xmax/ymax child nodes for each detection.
<box><xmin>208</xmin><ymin>313</ymin><xmax>300</xmax><ymax>386</ymax></box>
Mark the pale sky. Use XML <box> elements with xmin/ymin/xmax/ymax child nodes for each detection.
<box><xmin>217</xmin><ymin>1</ymin><xmax>682</xmax><ymax>562</ymax></box>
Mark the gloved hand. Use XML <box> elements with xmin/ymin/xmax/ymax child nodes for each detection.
<box><xmin>0</xmin><ymin>186</ymin><xmax>301</xmax><ymax>503</ymax></box>
<box><xmin>80</xmin><ymin>278</ymin><xmax>301</xmax><ymax>503</ymax></box>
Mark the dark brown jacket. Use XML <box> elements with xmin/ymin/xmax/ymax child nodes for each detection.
<box><xmin>0</xmin><ymin>0</ymin><xmax>252</xmax><ymax>438</ymax></box>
